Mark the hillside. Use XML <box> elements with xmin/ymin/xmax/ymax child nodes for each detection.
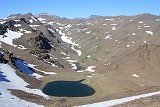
<box><xmin>0</xmin><ymin>13</ymin><xmax>160</xmax><ymax>107</ymax></box>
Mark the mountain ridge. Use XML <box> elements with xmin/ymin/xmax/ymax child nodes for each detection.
<box><xmin>0</xmin><ymin>12</ymin><xmax>160</xmax><ymax>107</ymax></box>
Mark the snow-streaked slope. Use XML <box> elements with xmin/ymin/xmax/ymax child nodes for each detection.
<box><xmin>0</xmin><ymin>88</ymin><xmax>44</xmax><ymax>107</ymax></box>
<box><xmin>77</xmin><ymin>91</ymin><xmax>160</xmax><ymax>107</ymax></box>
<box><xmin>0</xmin><ymin>64</ymin><xmax>48</xmax><ymax>107</ymax></box>
<box><xmin>0</xmin><ymin>29</ymin><xmax>23</xmax><ymax>47</ymax></box>
<box><xmin>28</xmin><ymin>63</ymin><xmax>57</xmax><ymax>75</ymax></box>
<box><xmin>59</xmin><ymin>30</ymin><xmax>82</xmax><ymax>56</ymax></box>
<box><xmin>0</xmin><ymin>64</ymin><xmax>48</xmax><ymax>98</ymax></box>
<box><xmin>14</xmin><ymin>59</ymin><xmax>43</xmax><ymax>79</ymax></box>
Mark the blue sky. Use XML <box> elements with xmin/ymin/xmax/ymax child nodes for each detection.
<box><xmin>0</xmin><ymin>0</ymin><xmax>159</xmax><ymax>19</ymax></box>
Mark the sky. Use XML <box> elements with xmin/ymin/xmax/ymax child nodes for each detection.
<box><xmin>0</xmin><ymin>0</ymin><xmax>159</xmax><ymax>19</ymax></box>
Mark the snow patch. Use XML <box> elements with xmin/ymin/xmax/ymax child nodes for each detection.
<box><xmin>110</xmin><ymin>24</ymin><xmax>118</xmax><ymax>26</ymax></box>
<box><xmin>132</xmin><ymin>74</ymin><xmax>140</xmax><ymax>78</ymax></box>
<box><xmin>145</xmin><ymin>31</ymin><xmax>153</xmax><ymax>35</ymax></box>
<box><xmin>87</xmin><ymin>75</ymin><xmax>92</xmax><ymax>78</ymax></box>
<box><xmin>104</xmin><ymin>34</ymin><xmax>112</xmax><ymax>39</ymax></box>
<box><xmin>31</xmin><ymin>16</ymin><xmax>37</xmax><ymax>21</ymax></box>
<box><xmin>126</xmin><ymin>45</ymin><xmax>130</xmax><ymax>48</ymax></box>
<box><xmin>77</xmin><ymin>91</ymin><xmax>160</xmax><ymax>107</ymax></box>
<box><xmin>156</xmin><ymin>19</ymin><xmax>160</xmax><ymax>21</ymax></box>
<box><xmin>144</xmin><ymin>41</ymin><xmax>147</xmax><ymax>44</ymax></box>
<box><xmin>0</xmin><ymin>89</ymin><xmax>44</xmax><ymax>107</ymax></box>
<box><xmin>0</xmin><ymin>21</ymin><xmax>6</xmax><ymax>24</ymax></box>
<box><xmin>86</xmin><ymin>31</ymin><xmax>91</xmax><ymax>34</ymax></box>
<box><xmin>139</xmin><ymin>21</ymin><xmax>143</xmax><ymax>24</ymax></box>
<box><xmin>29</xmin><ymin>19</ymin><xmax>33</xmax><ymax>23</ymax></box>
<box><xmin>105</xmin><ymin>18</ymin><xmax>114</xmax><ymax>21</ymax></box>
<box><xmin>38</xmin><ymin>18</ymin><xmax>46</xmax><ymax>22</ymax></box>
<box><xmin>14</xmin><ymin>24</ymin><xmax>21</xmax><ymax>27</ymax></box>
<box><xmin>87</xmin><ymin>55</ymin><xmax>91</xmax><ymax>58</ymax></box>
<box><xmin>144</xmin><ymin>26</ymin><xmax>150</xmax><ymax>28</ymax></box>
<box><xmin>112</xmin><ymin>26</ymin><xmax>117</xmax><ymax>30</ymax></box>
<box><xmin>85</xmin><ymin>65</ymin><xmax>96</xmax><ymax>72</ymax></box>
<box><xmin>0</xmin><ymin>64</ymin><xmax>48</xmax><ymax>98</ymax></box>
<box><xmin>0</xmin><ymin>29</ymin><xmax>23</xmax><ymax>47</ymax></box>
<box><xmin>132</xmin><ymin>33</ymin><xmax>136</xmax><ymax>35</ymax></box>
<box><xmin>28</xmin><ymin>64</ymin><xmax>57</xmax><ymax>75</ymax></box>
<box><xmin>60</xmin><ymin>30</ymin><xmax>82</xmax><ymax>56</ymax></box>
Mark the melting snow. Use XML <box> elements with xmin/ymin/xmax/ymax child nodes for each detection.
<box><xmin>87</xmin><ymin>75</ymin><xmax>92</xmax><ymax>78</ymax></box>
<box><xmin>144</xmin><ymin>26</ymin><xmax>150</xmax><ymax>28</ymax></box>
<box><xmin>17</xmin><ymin>45</ymin><xmax>27</xmax><ymax>50</ymax></box>
<box><xmin>145</xmin><ymin>31</ymin><xmax>153</xmax><ymax>35</ymax></box>
<box><xmin>87</xmin><ymin>55</ymin><xmax>91</xmax><ymax>58</ymax></box>
<box><xmin>110</xmin><ymin>24</ymin><xmax>118</xmax><ymax>25</ymax></box>
<box><xmin>19</xmin><ymin>28</ymin><xmax>31</xmax><ymax>34</ymax></box>
<box><xmin>0</xmin><ymin>64</ymin><xmax>48</xmax><ymax>98</ymax></box>
<box><xmin>0</xmin><ymin>21</ymin><xmax>6</xmax><ymax>24</ymax></box>
<box><xmin>31</xmin><ymin>16</ymin><xmax>37</xmax><ymax>21</ymax></box>
<box><xmin>61</xmin><ymin>52</ymin><xmax>68</xmax><ymax>56</ymax></box>
<box><xmin>156</xmin><ymin>19</ymin><xmax>160</xmax><ymax>21</ymax></box>
<box><xmin>86</xmin><ymin>31</ymin><xmax>91</xmax><ymax>34</ymax></box>
<box><xmin>14</xmin><ymin>24</ymin><xmax>21</xmax><ymax>27</ymax></box>
<box><xmin>0</xmin><ymin>29</ymin><xmax>23</xmax><ymax>47</ymax></box>
<box><xmin>126</xmin><ymin>45</ymin><xmax>130</xmax><ymax>48</ymax></box>
<box><xmin>139</xmin><ymin>21</ymin><xmax>143</xmax><ymax>24</ymax></box>
<box><xmin>29</xmin><ymin>19</ymin><xmax>33</xmax><ymax>23</ymax></box>
<box><xmin>65</xmin><ymin>24</ymin><xmax>72</xmax><ymax>29</ymax></box>
<box><xmin>85</xmin><ymin>65</ymin><xmax>96</xmax><ymax>72</ymax></box>
<box><xmin>29</xmin><ymin>25</ymin><xmax>40</xmax><ymax>27</ymax></box>
<box><xmin>48</xmin><ymin>28</ymin><xmax>55</xmax><ymax>33</ymax></box>
<box><xmin>105</xmin><ymin>18</ymin><xmax>114</xmax><ymax>21</ymax></box>
<box><xmin>13</xmin><ymin>59</ymin><xmax>43</xmax><ymax>79</ymax></box>
<box><xmin>144</xmin><ymin>41</ymin><xmax>147</xmax><ymax>44</ymax></box>
<box><xmin>112</xmin><ymin>26</ymin><xmax>117</xmax><ymax>30</ymax></box>
<box><xmin>0</xmin><ymin>64</ymin><xmax>47</xmax><ymax>107</ymax></box>
<box><xmin>43</xmin><ymin>59</ymin><xmax>57</xmax><ymax>67</ymax></box>
<box><xmin>132</xmin><ymin>41</ymin><xmax>135</xmax><ymax>44</ymax></box>
<box><xmin>0</xmin><ymin>89</ymin><xmax>44</xmax><ymax>107</ymax></box>
<box><xmin>28</xmin><ymin>64</ymin><xmax>57</xmax><ymax>75</ymax></box>
<box><xmin>77</xmin><ymin>91</ymin><xmax>160</xmax><ymax>107</ymax></box>
<box><xmin>132</xmin><ymin>33</ymin><xmax>136</xmax><ymax>35</ymax></box>
<box><xmin>38</xmin><ymin>18</ymin><xmax>46</xmax><ymax>22</ymax></box>
<box><xmin>104</xmin><ymin>34</ymin><xmax>112</xmax><ymax>39</ymax></box>
<box><xmin>132</xmin><ymin>74</ymin><xmax>140</xmax><ymax>78</ymax></box>
<box><xmin>67</xmin><ymin>60</ymin><xmax>78</xmax><ymax>70</ymax></box>
<box><xmin>139</xmin><ymin>84</ymin><xmax>145</xmax><ymax>86</ymax></box>
<box><xmin>60</xmin><ymin>30</ymin><xmax>82</xmax><ymax>56</ymax></box>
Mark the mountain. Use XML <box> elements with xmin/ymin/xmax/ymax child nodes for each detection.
<box><xmin>0</xmin><ymin>13</ymin><xmax>160</xmax><ymax>107</ymax></box>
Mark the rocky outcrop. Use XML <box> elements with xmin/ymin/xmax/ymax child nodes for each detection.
<box><xmin>28</xmin><ymin>32</ymin><xmax>52</xmax><ymax>50</ymax></box>
<box><xmin>0</xmin><ymin>24</ymin><xmax>8</xmax><ymax>35</ymax></box>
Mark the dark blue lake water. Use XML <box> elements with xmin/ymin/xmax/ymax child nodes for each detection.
<box><xmin>42</xmin><ymin>80</ymin><xmax>95</xmax><ymax>97</ymax></box>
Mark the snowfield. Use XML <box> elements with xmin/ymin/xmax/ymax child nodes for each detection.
<box><xmin>77</xmin><ymin>91</ymin><xmax>160</xmax><ymax>107</ymax></box>
<box><xmin>0</xmin><ymin>64</ymin><xmax>48</xmax><ymax>107</ymax></box>
<box><xmin>0</xmin><ymin>29</ymin><xmax>23</xmax><ymax>47</ymax></box>
<box><xmin>0</xmin><ymin>64</ymin><xmax>48</xmax><ymax>98</ymax></box>
<box><xmin>0</xmin><ymin>88</ymin><xmax>44</xmax><ymax>107</ymax></box>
